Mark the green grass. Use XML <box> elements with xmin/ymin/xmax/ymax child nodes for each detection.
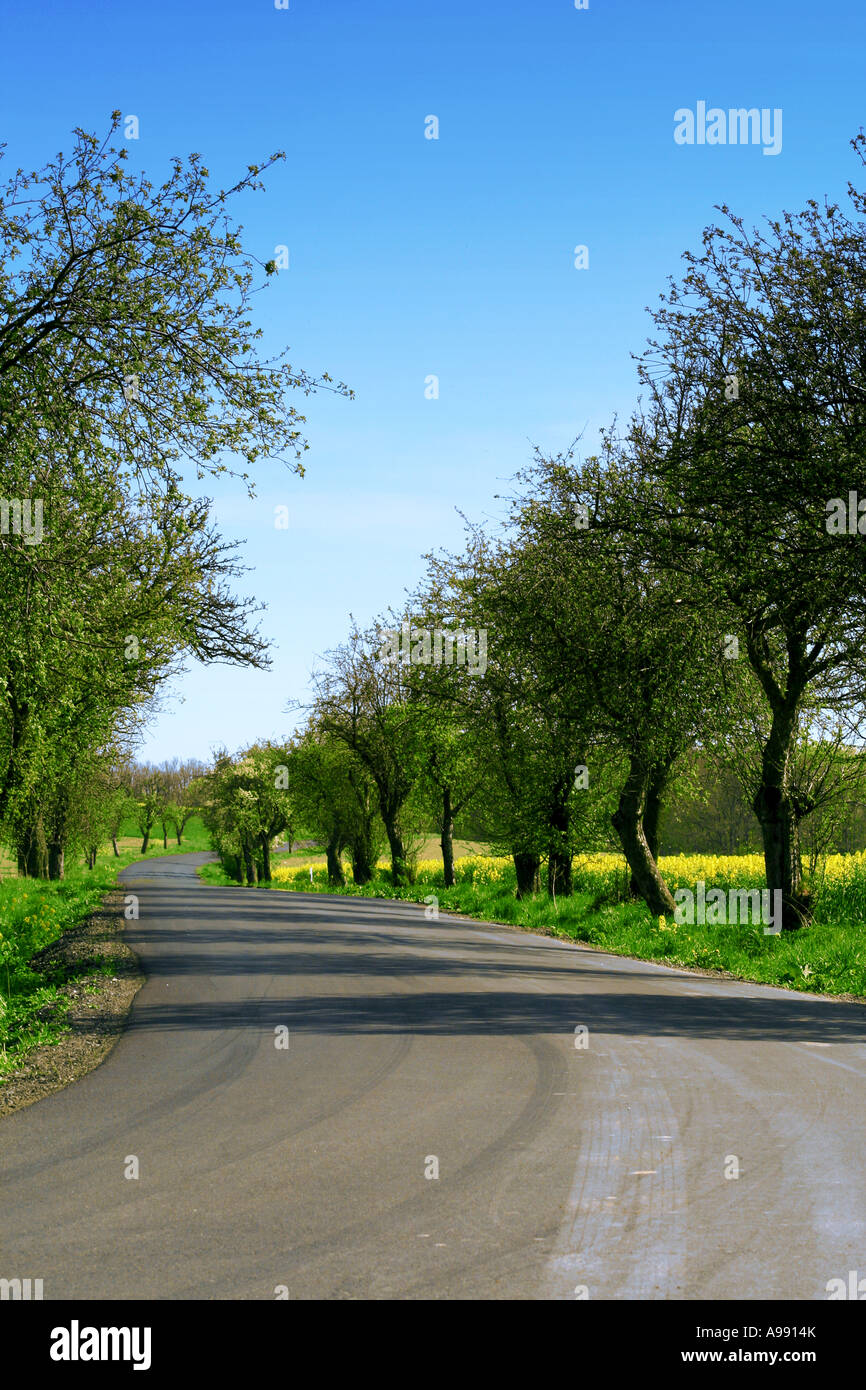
<box><xmin>197</xmin><ymin>861</ymin><xmax>240</xmax><ymax>887</ymax></box>
<box><xmin>112</xmin><ymin>813</ymin><xmax>212</xmax><ymax>856</ymax></box>
<box><xmin>0</xmin><ymin>816</ymin><xmax>212</xmax><ymax>1077</ymax></box>
<box><xmin>201</xmin><ymin>856</ymin><xmax>866</xmax><ymax>1001</ymax></box>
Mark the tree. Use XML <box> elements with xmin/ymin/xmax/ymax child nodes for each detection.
<box><xmin>202</xmin><ymin>744</ymin><xmax>292</xmax><ymax>884</ymax></box>
<box><xmin>628</xmin><ymin>135</ymin><xmax>866</xmax><ymax>925</ymax></box>
<box><xmin>241</xmin><ymin>743</ymin><xmax>294</xmax><ymax>882</ymax></box>
<box><xmin>310</xmin><ymin>622</ymin><xmax>423</xmax><ymax>887</ymax></box>
<box><xmin>416</xmin><ymin>526</ymin><xmax>610</xmax><ymax>899</ymax></box>
<box><xmin>130</xmin><ymin>763</ymin><xmax>167</xmax><ymax>856</ymax></box>
<box><xmin>163</xmin><ymin>759</ymin><xmax>207</xmax><ymax>845</ymax></box>
<box><xmin>394</xmin><ymin>629</ymin><xmax>483</xmax><ymax>888</ymax></box>
<box><xmin>0</xmin><ymin>115</ymin><xmax>352</xmax><ymax>876</ymax></box>
<box><xmin>489</xmin><ymin>449</ymin><xmax>729</xmax><ymax>915</ymax></box>
<box><xmin>0</xmin><ymin>114</ymin><xmax>352</xmax><ymax>492</ymax></box>
<box><xmin>414</xmin><ymin>719</ymin><xmax>481</xmax><ymax>889</ymax></box>
<box><xmin>287</xmin><ymin>728</ymin><xmax>382</xmax><ymax>886</ymax></box>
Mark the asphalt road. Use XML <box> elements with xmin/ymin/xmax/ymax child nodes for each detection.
<box><xmin>2</xmin><ymin>852</ymin><xmax>866</xmax><ymax>1300</ymax></box>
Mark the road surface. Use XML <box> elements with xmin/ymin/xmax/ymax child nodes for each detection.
<box><xmin>2</xmin><ymin>852</ymin><xmax>866</xmax><ymax>1300</ymax></box>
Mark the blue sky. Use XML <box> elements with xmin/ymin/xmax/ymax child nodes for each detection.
<box><xmin>2</xmin><ymin>0</ymin><xmax>864</xmax><ymax>761</ymax></box>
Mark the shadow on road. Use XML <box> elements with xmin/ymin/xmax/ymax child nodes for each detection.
<box><xmin>110</xmin><ymin>868</ymin><xmax>866</xmax><ymax>1044</ymax></box>
<box><xmin>108</xmin><ymin>987</ymin><xmax>866</xmax><ymax>1045</ymax></box>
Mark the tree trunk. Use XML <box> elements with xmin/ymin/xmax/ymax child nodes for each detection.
<box><xmin>163</xmin><ymin>828</ymin><xmax>168</xmax><ymax>849</ymax></box>
<box><xmin>140</xmin><ymin>832</ymin><xmax>150</xmax><ymax>854</ymax></box>
<box><xmin>383</xmin><ymin>818</ymin><xmax>409</xmax><ymax>886</ymax></box>
<box><xmin>753</xmin><ymin>705</ymin><xmax>808</xmax><ymax>929</ymax></box>
<box><xmin>242</xmin><ymin>839</ymin><xmax>257</xmax><ymax>886</ymax></box>
<box><xmin>548</xmin><ymin>847</ymin><xmax>573</xmax><ymax>897</ymax></box>
<box><xmin>0</xmin><ymin>693</ymin><xmax>30</xmax><ymax>830</ymax></box>
<box><xmin>48</xmin><ymin>841</ymin><xmax>65</xmax><ymax>880</ymax></box>
<box><xmin>547</xmin><ymin>796</ymin><xmax>572</xmax><ymax>897</ymax></box>
<box><xmin>612</xmin><ymin>756</ymin><xmax>676</xmax><ymax>916</ymax></box>
<box><xmin>630</xmin><ymin>760</ymin><xmax>667</xmax><ymax>897</ymax></box>
<box><xmin>112</xmin><ymin>836</ymin><xmax>120</xmax><ymax>857</ymax></box>
<box><xmin>514</xmin><ymin>851</ymin><xmax>541</xmax><ymax>898</ymax></box>
<box><xmin>350</xmin><ymin>830</ymin><xmax>374</xmax><ymax>885</ymax></box>
<box><xmin>326</xmin><ymin>832</ymin><xmax>346</xmax><ymax>886</ymax></box>
<box><xmin>25</xmin><ymin>830</ymin><xmax>47</xmax><ymax>879</ymax></box>
<box><xmin>347</xmin><ymin>771</ymin><xmax>377</xmax><ymax>884</ymax></box>
<box><xmin>643</xmin><ymin>767</ymin><xmax>665</xmax><ymax>864</ymax></box>
<box><xmin>440</xmin><ymin>786</ymin><xmax>455</xmax><ymax>889</ymax></box>
<box><xmin>260</xmin><ymin>834</ymin><xmax>272</xmax><ymax>882</ymax></box>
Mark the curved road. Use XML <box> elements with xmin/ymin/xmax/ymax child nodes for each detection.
<box><xmin>2</xmin><ymin>853</ymin><xmax>866</xmax><ymax>1300</ymax></box>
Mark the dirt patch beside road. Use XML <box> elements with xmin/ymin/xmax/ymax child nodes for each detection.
<box><xmin>0</xmin><ymin>890</ymin><xmax>143</xmax><ymax>1119</ymax></box>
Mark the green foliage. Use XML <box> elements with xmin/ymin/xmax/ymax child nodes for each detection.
<box><xmin>309</xmin><ymin>620</ymin><xmax>427</xmax><ymax>886</ymax></box>
<box><xmin>0</xmin><ymin>870</ymin><xmax>123</xmax><ymax>1071</ymax></box>
<box><xmin>0</xmin><ymin>114</ymin><xmax>350</xmax><ymax>886</ymax></box>
<box><xmin>200</xmin><ymin>743</ymin><xmax>292</xmax><ymax>883</ymax></box>
<box><xmin>285</xmin><ymin>729</ymin><xmax>384</xmax><ymax>885</ymax></box>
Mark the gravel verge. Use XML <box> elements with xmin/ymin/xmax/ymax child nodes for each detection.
<box><xmin>0</xmin><ymin>889</ymin><xmax>143</xmax><ymax>1118</ymax></box>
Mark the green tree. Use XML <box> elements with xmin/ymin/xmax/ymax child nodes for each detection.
<box><xmin>491</xmin><ymin>450</ymin><xmax>728</xmax><ymax>914</ymax></box>
<box><xmin>0</xmin><ymin>114</ymin><xmax>351</xmax><ymax>490</ymax></box>
<box><xmin>310</xmin><ymin>622</ymin><xmax>423</xmax><ymax>887</ymax></box>
<box><xmin>287</xmin><ymin>728</ymin><xmax>382</xmax><ymax>886</ymax></box>
<box><xmin>202</xmin><ymin>744</ymin><xmax>292</xmax><ymax>884</ymax></box>
<box><xmin>0</xmin><ymin>115</ymin><xmax>351</xmax><ymax>875</ymax></box>
<box><xmin>628</xmin><ymin>136</ymin><xmax>866</xmax><ymax>925</ymax></box>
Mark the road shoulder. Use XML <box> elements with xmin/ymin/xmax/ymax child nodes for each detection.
<box><xmin>0</xmin><ymin>889</ymin><xmax>144</xmax><ymax>1119</ymax></box>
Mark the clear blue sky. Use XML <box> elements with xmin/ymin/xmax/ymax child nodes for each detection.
<box><xmin>2</xmin><ymin>0</ymin><xmax>864</xmax><ymax>761</ymax></box>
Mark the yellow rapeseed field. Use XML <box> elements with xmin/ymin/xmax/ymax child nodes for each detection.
<box><xmin>270</xmin><ymin>849</ymin><xmax>866</xmax><ymax>921</ymax></box>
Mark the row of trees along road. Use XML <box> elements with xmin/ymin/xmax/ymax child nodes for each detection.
<box><xmin>128</xmin><ymin>759</ymin><xmax>207</xmax><ymax>856</ymax></box>
<box><xmin>32</xmin><ymin>757</ymin><xmax>209</xmax><ymax>872</ymax></box>
<box><xmin>0</xmin><ymin>114</ymin><xmax>351</xmax><ymax>877</ymax></box>
<box><xmin>281</xmin><ymin>137</ymin><xmax>866</xmax><ymax>931</ymax></box>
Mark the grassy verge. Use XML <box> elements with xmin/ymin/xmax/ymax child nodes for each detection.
<box><xmin>197</xmin><ymin>851</ymin><xmax>866</xmax><ymax>1000</ymax></box>
<box><xmin>0</xmin><ymin>817</ymin><xmax>212</xmax><ymax>1080</ymax></box>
